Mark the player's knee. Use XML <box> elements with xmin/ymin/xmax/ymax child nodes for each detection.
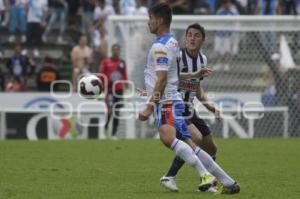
<box><xmin>159</xmin><ymin>133</ymin><xmax>173</xmax><ymax>148</ymax></box>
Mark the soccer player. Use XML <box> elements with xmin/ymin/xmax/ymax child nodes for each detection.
<box><xmin>100</xmin><ymin>44</ymin><xmax>127</xmax><ymax>139</ymax></box>
<box><xmin>160</xmin><ymin>23</ymin><xmax>240</xmax><ymax>194</ymax></box>
<box><xmin>138</xmin><ymin>3</ymin><xmax>240</xmax><ymax>193</ymax></box>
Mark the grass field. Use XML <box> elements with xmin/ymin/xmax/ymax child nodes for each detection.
<box><xmin>0</xmin><ymin>139</ymin><xmax>300</xmax><ymax>199</ymax></box>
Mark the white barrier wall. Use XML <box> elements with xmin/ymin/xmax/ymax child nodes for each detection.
<box><xmin>0</xmin><ymin>92</ymin><xmax>290</xmax><ymax>140</ymax></box>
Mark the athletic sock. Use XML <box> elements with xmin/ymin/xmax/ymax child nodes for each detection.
<box><xmin>194</xmin><ymin>147</ymin><xmax>235</xmax><ymax>187</ymax></box>
<box><xmin>165</xmin><ymin>156</ymin><xmax>184</xmax><ymax>177</ymax></box>
<box><xmin>171</xmin><ymin>139</ymin><xmax>208</xmax><ymax>177</ymax></box>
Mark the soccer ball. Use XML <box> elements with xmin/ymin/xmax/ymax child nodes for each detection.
<box><xmin>79</xmin><ymin>74</ymin><xmax>103</xmax><ymax>97</ymax></box>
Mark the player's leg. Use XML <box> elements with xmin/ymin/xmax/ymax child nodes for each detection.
<box><xmin>104</xmin><ymin>94</ymin><xmax>113</xmax><ymax>136</ymax></box>
<box><xmin>190</xmin><ymin>114</ymin><xmax>217</xmax><ymax>160</ymax></box>
<box><xmin>158</xmin><ymin>124</ymin><xmax>212</xmax><ymax>180</ymax></box>
<box><xmin>164</xmin><ymin>121</ymin><xmax>203</xmax><ymax>178</ymax></box>
<box><xmin>194</xmin><ymin>146</ymin><xmax>240</xmax><ymax>194</ymax></box>
<box><xmin>159</xmin><ymin>102</ymin><xmax>215</xmax><ymax>191</ymax></box>
<box><xmin>111</xmin><ymin>90</ymin><xmax>123</xmax><ymax>137</ymax></box>
<box><xmin>189</xmin><ymin>114</ymin><xmax>238</xmax><ymax>192</ymax></box>
<box><xmin>201</xmin><ymin>134</ymin><xmax>217</xmax><ymax>160</ymax></box>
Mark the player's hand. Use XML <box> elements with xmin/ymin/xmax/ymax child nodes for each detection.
<box><xmin>138</xmin><ymin>106</ymin><xmax>153</xmax><ymax>121</ymax></box>
<box><xmin>194</xmin><ymin>68</ymin><xmax>213</xmax><ymax>78</ymax></box>
<box><xmin>136</xmin><ymin>88</ymin><xmax>147</xmax><ymax>96</ymax></box>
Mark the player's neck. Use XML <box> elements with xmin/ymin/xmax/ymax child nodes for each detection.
<box><xmin>186</xmin><ymin>48</ymin><xmax>199</xmax><ymax>58</ymax></box>
<box><xmin>156</xmin><ymin>28</ymin><xmax>170</xmax><ymax>37</ymax></box>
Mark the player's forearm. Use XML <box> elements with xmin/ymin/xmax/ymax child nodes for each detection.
<box><xmin>196</xmin><ymin>87</ymin><xmax>216</xmax><ymax>113</ymax></box>
<box><xmin>148</xmin><ymin>76</ymin><xmax>167</xmax><ymax>107</ymax></box>
<box><xmin>180</xmin><ymin>72</ymin><xmax>198</xmax><ymax>79</ymax></box>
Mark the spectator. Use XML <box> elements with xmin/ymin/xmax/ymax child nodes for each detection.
<box><xmin>155</xmin><ymin>0</ymin><xmax>192</xmax><ymax>14</ymax></box>
<box><xmin>6</xmin><ymin>44</ymin><xmax>34</xmax><ymax>85</ymax></box>
<box><xmin>100</xmin><ymin>44</ymin><xmax>127</xmax><ymax>139</ymax></box>
<box><xmin>280</xmin><ymin>0</ymin><xmax>298</xmax><ymax>14</ymax></box>
<box><xmin>8</xmin><ymin>0</ymin><xmax>27</xmax><ymax>43</ymax></box>
<box><xmin>5</xmin><ymin>76</ymin><xmax>26</xmax><ymax>92</ymax></box>
<box><xmin>93</xmin><ymin>0</ymin><xmax>115</xmax><ymax>48</ymax></box>
<box><xmin>0</xmin><ymin>0</ymin><xmax>4</xmax><ymax>56</ymax></box>
<box><xmin>192</xmin><ymin>0</ymin><xmax>211</xmax><ymax>14</ymax></box>
<box><xmin>247</xmin><ymin>0</ymin><xmax>259</xmax><ymax>14</ymax></box>
<box><xmin>170</xmin><ymin>0</ymin><xmax>192</xmax><ymax>14</ymax></box>
<box><xmin>66</xmin><ymin>0</ymin><xmax>80</xmax><ymax>25</ymax></box>
<box><xmin>213</xmin><ymin>0</ymin><xmax>239</xmax><ymax>70</ymax></box>
<box><xmin>71</xmin><ymin>35</ymin><xmax>93</xmax><ymax>91</ymax></box>
<box><xmin>0</xmin><ymin>0</ymin><xmax>8</xmax><ymax>27</ymax></box>
<box><xmin>256</xmin><ymin>0</ymin><xmax>279</xmax><ymax>57</ymax></box>
<box><xmin>261</xmin><ymin>70</ymin><xmax>277</xmax><ymax>106</ymax></box>
<box><xmin>26</xmin><ymin>0</ymin><xmax>48</xmax><ymax>57</ymax></box>
<box><xmin>216</xmin><ymin>0</ymin><xmax>248</xmax><ymax>14</ymax></box>
<box><xmin>0</xmin><ymin>68</ymin><xmax>4</xmax><ymax>91</ymax></box>
<box><xmin>94</xmin><ymin>24</ymin><xmax>108</xmax><ymax>71</ymax></box>
<box><xmin>36</xmin><ymin>57</ymin><xmax>60</xmax><ymax>92</ymax></box>
<box><xmin>256</xmin><ymin>0</ymin><xmax>280</xmax><ymax>15</ymax></box>
<box><xmin>133</xmin><ymin>0</ymin><xmax>148</xmax><ymax>15</ymax></box>
<box><xmin>42</xmin><ymin>0</ymin><xmax>68</xmax><ymax>44</ymax></box>
<box><xmin>120</xmin><ymin>0</ymin><xmax>136</xmax><ymax>15</ymax></box>
<box><xmin>81</xmin><ymin>0</ymin><xmax>96</xmax><ymax>40</ymax></box>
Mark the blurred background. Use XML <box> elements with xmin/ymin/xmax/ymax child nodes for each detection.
<box><xmin>0</xmin><ymin>0</ymin><xmax>299</xmax><ymax>140</ymax></box>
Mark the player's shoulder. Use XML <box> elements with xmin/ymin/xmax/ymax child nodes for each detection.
<box><xmin>153</xmin><ymin>34</ymin><xmax>178</xmax><ymax>49</ymax></box>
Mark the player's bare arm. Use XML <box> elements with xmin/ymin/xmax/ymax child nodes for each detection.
<box><xmin>196</xmin><ymin>85</ymin><xmax>220</xmax><ymax>119</ymax></box>
<box><xmin>180</xmin><ymin>68</ymin><xmax>213</xmax><ymax>79</ymax></box>
<box><xmin>139</xmin><ymin>71</ymin><xmax>167</xmax><ymax>121</ymax></box>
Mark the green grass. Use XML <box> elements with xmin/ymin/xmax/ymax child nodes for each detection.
<box><xmin>0</xmin><ymin>139</ymin><xmax>300</xmax><ymax>199</ymax></box>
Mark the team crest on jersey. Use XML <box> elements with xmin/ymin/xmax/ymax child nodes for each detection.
<box><xmin>169</xmin><ymin>40</ymin><xmax>178</xmax><ymax>48</ymax></box>
<box><xmin>156</xmin><ymin>57</ymin><xmax>168</xmax><ymax>65</ymax></box>
<box><xmin>154</xmin><ymin>51</ymin><xmax>167</xmax><ymax>56</ymax></box>
<box><xmin>178</xmin><ymin>80</ymin><xmax>198</xmax><ymax>91</ymax></box>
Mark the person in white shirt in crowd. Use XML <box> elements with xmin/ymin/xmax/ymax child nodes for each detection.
<box><xmin>92</xmin><ymin>0</ymin><xmax>115</xmax><ymax>48</ymax></box>
<box><xmin>26</xmin><ymin>0</ymin><xmax>48</xmax><ymax>57</ymax></box>
<box><xmin>81</xmin><ymin>0</ymin><xmax>96</xmax><ymax>42</ymax></box>
<box><xmin>133</xmin><ymin>0</ymin><xmax>148</xmax><ymax>15</ymax></box>
<box><xmin>42</xmin><ymin>0</ymin><xmax>68</xmax><ymax>44</ymax></box>
<box><xmin>8</xmin><ymin>0</ymin><xmax>27</xmax><ymax>43</ymax></box>
<box><xmin>213</xmin><ymin>0</ymin><xmax>239</xmax><ymax>71</ymax></box>
<box><xmin>120</xmin><ymin>0</ymin><xmax>136</xmax><ymax>15</ymax></box>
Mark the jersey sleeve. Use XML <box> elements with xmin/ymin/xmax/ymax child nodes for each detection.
<box><xmin>152</xmin><ymin>44</ymin><xmax>170</xmax><ymax>71</ymax></box>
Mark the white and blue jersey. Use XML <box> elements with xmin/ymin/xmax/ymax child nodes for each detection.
<box><xmin>144</xmin><ymin>33</ymin><xmax>182</xmax><ymax>103</ymax></box>
<box><xmin>144</xmin><ymin>34</ymin><xmax>191</xmax><ymax>139</ymax></box>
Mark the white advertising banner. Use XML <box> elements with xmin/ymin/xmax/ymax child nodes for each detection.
<box><xmin>0</xmin><ymin>92</ymin><xmax>103</xmax><ymax>110</ymax></box>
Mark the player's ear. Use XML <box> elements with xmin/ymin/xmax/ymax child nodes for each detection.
<box><xmin>158</xmin><ymin>17</ymin><xmax>164</xmax><ymax>26</ymax></box>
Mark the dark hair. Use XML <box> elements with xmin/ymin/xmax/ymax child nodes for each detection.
<box><xmin>44</xmin><ymin>56</ymin><xmax>54</xmax><ymax>64</ymax></box>
<box><xmin>77</xmin><ymin>34</ymin><xmax>87</xmax><ymax>43</ymax></box>
<box><xmin>12</xmin><ymin>76</ymin><xmax>21</xmax><ymax>83</ymax></box>
<box><xmin>186</xmin><ymin>23</ymin><xmax>206</xmax><ymax>41</ymax></box>
<box><xmin>148</xmin><ymin>3</ymin><xmax>172</xmax><ymax>27</ymax></box>
<box><xmin>112</xmin><ymin>43</ymin><xmax>121</xmax><ymax>49</ymax></box>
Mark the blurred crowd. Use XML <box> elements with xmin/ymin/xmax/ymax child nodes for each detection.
<box><xmin>0</xmin><ymin>0</ymin><xmax>299</xmax><ymax>93</ymax></box>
